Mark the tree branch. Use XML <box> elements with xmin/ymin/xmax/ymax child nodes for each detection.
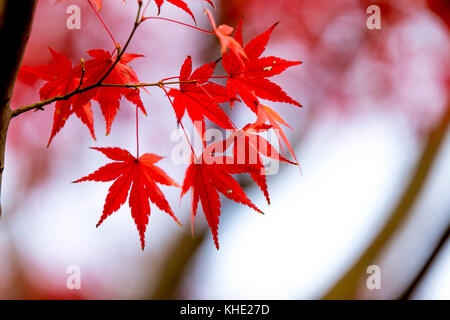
<box><xmin>398</xmin><ymin>222</ymin><xmax>450</xmax><ymax>300</ymax></box>
<box><xmin>0</xmin><ymin>0</ymin><xmax>38</xmax><ymax>216</ymax></box>
<box><xmin>151</xmin><ymin>231</ymin><xmax>207</xmax><ymax>299</ymax></box>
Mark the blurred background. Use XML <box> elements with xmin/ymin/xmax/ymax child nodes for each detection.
<box><xmin>0</xmin><ymin>0</ymin><xmax>449</xmax><ymax>299</ymax></box>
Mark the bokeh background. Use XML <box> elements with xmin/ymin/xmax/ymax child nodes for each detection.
<box><xmin>0</xmin><ymin>0</ymin><xmax>449</xmax><ymax>299</ymax></box>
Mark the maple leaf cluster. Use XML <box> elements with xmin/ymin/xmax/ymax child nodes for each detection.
<box><xmin>22</xmin><ymin>49</ymin><xmax>145</xmax><ymax>145</ymax></box>
<box><xmin>175</xmin><ymin>20</ymin><xmax>302</xmax><ymax>248</ymax></box>
<box><xmin>73</xmin><ymin>148</ymin><xmax>181</xmax><ymax>250</ymax></box>
<box><xmin>19</xmin><ymin>1</ymin><xmax>302</xmax><ymax>250</ymax></box>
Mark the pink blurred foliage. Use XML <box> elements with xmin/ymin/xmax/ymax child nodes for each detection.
<box><xmin>4</xmin><ymin>259</ymin><xmax>103</xmax><ymax>299</ymax></box>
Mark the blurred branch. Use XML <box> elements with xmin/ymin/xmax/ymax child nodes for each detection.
<box><xmin>398</xmin><ymin>222</ymin><xmax>450</xmax><ymax>300</ymax></box>
<box><xmin>0</xmin><ymin>0</ymin><xmax>38</xmax><ymax>216</ymax></box>
<box><xmin>149</xmin><ymin>172</ymin><xmax>255</xmax><ymax>299</ymax></box>
<box><xmin>323</xmin><ymin>103</ymin><xmax>450</xmax><ymax>299</ymax></box>
<box><xmin>150</xmin><ymin>231</ymin><xmax>207</xmax><ymax>300</ymax></box>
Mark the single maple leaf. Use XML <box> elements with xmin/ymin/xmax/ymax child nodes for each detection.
<box><xmin>168</xmin><ymin>56</ymin><xmax>234</xmax><ymax>135</ymax></box>
<box><xmin>181</xmin><ymin>153</ymin><xmax>263</xmax><ymax>249</ymax></box>
<box><xmin>205</xmin><ymin>9</ymin><xmax>247</xmax><ymax>66</ymax></box>
<box><xmin>20</xmin><ymin>48</ymin><xmax>96</xmax><ymax>146</ymax></box>
<box><xmin>154</xmin><ymin>0</ymin><xmax>214</xmax><ymax>24</ymax></box>
<box><xmin>222</xmin><ymin>20</ymin><xmax>302</xmax><ymax>111</ymax></box>
<box><xmin>79</xmin><ymin>49</ymin><xmax>147</xmax><ymax>135</ymax></box>
<box><xmin>74</xmin><ymin>147</ymin><xmax>181</xmax><ymax>250</ymax></box>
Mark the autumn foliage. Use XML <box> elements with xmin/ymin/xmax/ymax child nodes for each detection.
<box><xmin>16</xmin><ymin>0</ymin><xmax>302</xmax><ymax>249</ymax></box>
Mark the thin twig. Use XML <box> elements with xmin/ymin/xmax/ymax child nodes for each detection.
<box><xmin>86</xmin><ymin>0</ymin><xmax>118</xmax><ymax>47</ymax></box>
<box><xmin>75</xmin><ymin>58</ymin><xmax>86</xmax><ymax>91</ymax></box>
<box><xmin>142</xmin><ymin>17</ymin><xmax>213</xmax><ymax>34</ymax></box>
<box><xmin>96</xmin><ymin>2</ymin><xmax>144</xmax><ymax>85</ymax></box>
<box><xmin>398</xmin><ymin>223</ymin><xmax>450</xmax><ymax>300</ymax></box>
<box><xmin>11</xmin><ymin>80</ymin><xmax>196</xmax><ymax>118</ymax></box>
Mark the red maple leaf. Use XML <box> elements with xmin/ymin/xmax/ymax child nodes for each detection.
<box><xmin>222</xmin><ymin>20</ymin><xmax>302</xmax><ymax>111</ymax></box>
<box><xmin>79</xmin><ymin>49</ymin><xmax>147</xmax><ymax>135</ymax></box>
<box><xmin>205</xmin><ymin>9</ymin><xmax>247</xmax><ymax>66</ymax></box>
<box><xmin>168</xmin><ymin>56</ymin><xmax>234</xmax><ymax>134</ymax></box>
<box><xmin>181</xmin><ymin>153</ymin><xmax>263</xmax><ymax>249</ymax></box>
<box><xmin>20</xmin><ymin>48</ymin><xmax>96</xmax><ymax>146</ymax></box>
<box><xmin>74</xmin><ymin>147</ymin><xmax>181</xmax><ymax>249</ymax></box>
<box><xmin>154</xmin><ymin>0</ymin><xmax>215</xmax><ymax>23</ymax></box>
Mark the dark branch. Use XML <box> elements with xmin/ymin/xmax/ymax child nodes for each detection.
<box><xmin>0</xmin><ymin>0</ymin><xmax>38</xmax><ymax>216</ymax></box>
<box><xmin>398</xmin><ymin>223</ymin><xmax>450</xmax><ymax>300</ymax></box>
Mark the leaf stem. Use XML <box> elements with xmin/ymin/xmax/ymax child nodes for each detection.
<box><xmin>158</xmin><ymin>84</ymin><xmax>196</xmax><ymax>156</ymax></box>
<box><xmin>86</xmin><ymin>0</ymin><xmax>118</xmax><ymax>48</ymax></box>
<box><xmin>142</xmin><ymin>17</ymin><xmax>213</xmax><ymax>34</ymax></box>
<box><xmin>136</xmin><ymin>105</ymin><xmax>140</xmax><ymax>158</ymax></box>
